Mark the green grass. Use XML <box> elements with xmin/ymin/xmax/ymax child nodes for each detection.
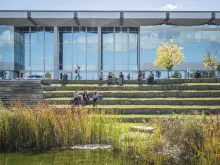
<box><xmin>53</xmin><ymin>104</ymin><xmax>220</xmax><ymax>109</ymax></box>
<box><xmin>44</xmin><ymin>90</ymin><xmax>220</xmax><ymax>93</ymax></box>
<box><xmin>49</xmin><ymin>83</ymin><xmax>220</xmax><ymax>87</ymax></box>
<box><xmin>46</xmin><ymin>97</ymin><xmax>220</xmax><ymax>101</ymax></box>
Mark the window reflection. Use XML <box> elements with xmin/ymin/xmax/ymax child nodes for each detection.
<box><xmin>101</xmin><ymin>27</ymin><xmax>138</xmax><ymax>71</ymax></box>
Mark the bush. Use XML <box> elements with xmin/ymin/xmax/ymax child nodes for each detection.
<box><xmin>45</xmin><ymin>72</ymin><xmax>51</xmax><ymax>79</ymax></box>
<box><xmin>172</xmin><ymin>71</ymin><xmax>182</xmax><ymax>78</ymax></box>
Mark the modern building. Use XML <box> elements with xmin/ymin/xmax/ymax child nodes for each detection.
<box><xmin>0</xmin><ymin>10</ymin><xmax>220</xmax><ymax>79</ymax></box>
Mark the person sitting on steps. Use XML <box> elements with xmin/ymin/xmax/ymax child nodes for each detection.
<box><xmin>148</xmin><ymin>71</ymin><xmax>154</xmax><ymax>84</ymax></box>
<box><xmin>83</xmin><ymin>91</ymin><xmax>90</xmax><ymax>105</ymax></box>
<box><xmin>92</xmin><ymin>90</ymin><xmax>99</xmax><ymax>107</ymax></box>
<box><xmin>74</xmin><ymin>89</ymin><xmax>80</xmax><ymax>105</ymax></box>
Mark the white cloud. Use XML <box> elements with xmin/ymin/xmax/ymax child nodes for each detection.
<box><xmin>162</xmin><ymin>4</ymin><xmax>182</xmax><ymax>10</ymax></box>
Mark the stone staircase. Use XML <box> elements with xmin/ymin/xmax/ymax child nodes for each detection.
<box><xmin>42</xmin><ymin>79</ymin><xmax>220</xmax><ymax>115</ymax></box>
<box><xmin>0</xmin><ymin>80</ymin><xmax>44</xmax><ymax>107</ymax></box>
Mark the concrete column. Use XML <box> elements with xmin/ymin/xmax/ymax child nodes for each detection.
<box><xmin>98</xmin><ymin>27</ymin><xmax>102</xmax><ymax>74</ymax></box>
<box><xmin>137</xmin><ymin>27</ymin><xmax>140</xmax><ymax>71</ymax></box>
<box><xmin>54</xmin><ymin>27</ymin><xmax>59</xmax><ymax>79</ymax></box>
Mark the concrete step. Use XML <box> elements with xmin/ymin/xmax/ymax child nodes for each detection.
<box><xmin>43</xmin><ymin>84</ymin><xmax>220</xmax><ymax>91</ymax></box>
<box><xmin>41</xmin><ymin>78</ymin><xmax>220</xmax><ymax>85</ymax></box>
<box><xmin>44</xmin><ymin>90</ymin><xmax>220</xmax><ymax>98</ymax></box>
<box><xmin>45</xmin><ymin>97</ymin><xmax>220</xmax><ymax>105</ymax></box>
<box><xmin>52</xmin><ymin>105</ymin><xmax>220</xmax><ymax>115</ymax></box>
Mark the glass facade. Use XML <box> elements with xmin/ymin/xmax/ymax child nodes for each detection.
<box><xmin>101</xmin><ymin>27</ymin><xmax>138</xmax><ymax>72</ymax></box>
<box><xmin>1</xmin><ymin>24</ymin><xmax>220</xmax><ymax>79</ymax></box>
<box><xmin>0</xmin><ymin>26</ymin><xmax>14</xmax><ymax>63</ymax></box>
<box><xmin>59</xmin><ymin>27</ymin><xmax>98</xmax><ymax>80</ymax></box>
<box><xmin>19</xmin><ymin>27</ymin><xmax>54</xmax><ymax>77</ymax></box>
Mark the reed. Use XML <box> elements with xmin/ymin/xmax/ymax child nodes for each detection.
<box><xmin>0</xmin><ymin>101</ymin><xmax>125</xmax><ymax>152</ymax></box>
<box><xmin>1</xmin><ymin>101</ymin><xmax>220</xmax><ymax>164</ymax></box>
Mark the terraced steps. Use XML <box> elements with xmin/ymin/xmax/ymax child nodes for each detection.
<box><xmin>41</xmin><ymin>79</ymin><xmax>220</xmax><ymax>114</ymax></box>
<box><xmin>43</xmin><ymin>83</ymin><xmax>220</xmax><ymax>91</ymax></box>
<box><xmin>41</xmin><ymin>78</ymin><xmax>220</xmax><ymax>85</ymax></box>
<box><xmin>52</xmin><ymin>105</ymin><xmax>220</xmax><ymax>114</ymax></box>
<box><xmin>44</xmin><ymin>90</ymin><xmax>220</xmax><ymax>98</ymax></box>
<box><xmin>46</xmin><ymin>97</ymin><xmax>220</xmax><ymax>105</ymax></box>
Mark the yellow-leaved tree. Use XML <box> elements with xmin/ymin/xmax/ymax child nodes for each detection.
<box><xmin>201</xmin><ymin>47</ymin><xmax>218</xmax><ymax>78</ymax></box>
<box><xmin>154</xmin><ymin>40</ymin><xmax>184</xmax><ymax>78</ymax></box>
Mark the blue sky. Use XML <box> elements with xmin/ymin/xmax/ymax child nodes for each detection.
<box><xmin>0</xmin><ymin>0</ymin><xmax>220</xmax><ymax>11</ymax></box>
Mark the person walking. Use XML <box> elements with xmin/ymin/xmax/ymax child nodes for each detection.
<box><xmin>75</xmin><ymin>65</ymin><xmax>81</xmax><ymax>80</ymax></box>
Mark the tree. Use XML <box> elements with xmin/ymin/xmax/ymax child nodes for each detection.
<box><xmin>154</xmin><ymin>40</ymin><xmax>184</xmax><ymax>78</ymax></box>
<box><xmin>45</xmin><ymin>72</ymin><xmax>51</xmax><ymax>79</ymax></box>
<box><xmin>201</xmin><ymin>47</ymin><xmax>218</xmax><ymax>77</ymax></box>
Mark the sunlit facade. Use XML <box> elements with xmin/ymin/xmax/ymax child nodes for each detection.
<box><xmin>0</xmin><ymin>11</ymin><xmax>220</xmax><ymax>79</ymax></box>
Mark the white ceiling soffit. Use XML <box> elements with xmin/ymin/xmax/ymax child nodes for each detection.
<box><xmin>78</xmin><ymin>12</ymin><xmax>120</xmax><ymax>26</ymax></box>
<box><xmin>0</xmin><ymin>11</ymin><xmax>32</xmax><ymax>26</ymax></box>
<box><xmin>123</xmin><ymin>12</ymin><xmax>166</xmax><ymax>26</ymax></box>
<box><xmin>31</xmin><ymin>12</ymin><xmax>76</xmax><ymax>26</ymax></box>
<box><xmin>169</xmin><ymin>12</ymin><xmax>212</xmax><ymax>26</ymax></box>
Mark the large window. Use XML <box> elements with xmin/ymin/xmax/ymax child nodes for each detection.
<box><xmin>0</xmin><ymin>27</ymin><xmax>14</xmax><ymax>63</ymax></box>
<box><xmin>140</xmin><ymin>26</ymin><xmax>220</xmax><ymax>71</ymax></box>
<box><xmin>59</xmin><ymin>27</ymin><xmax>98</xmax><ymax>80</ymax></box>
<box><xmin>101</xmin><ymin>27</ymin><xmax>138</xmax><ymax>72</ymax></box>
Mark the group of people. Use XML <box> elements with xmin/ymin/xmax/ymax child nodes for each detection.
<box><xmin>138</xmin><ymin>70</ymin><xmax>154</xmax><ymax>84</ymax></box>
<box><xmin>71</xmin><ymin>89</ymin><xmax>101</xmax><ymax>107</ymax></box>
<box><xmin>100</xmin><ymin>71</ymin><xmax>154</xmax><ymax>85</ymax></box>
<box><xmin>62</xmin><ymin>67</ymin><xmax>155</xmax><ymax>86</ymax></box>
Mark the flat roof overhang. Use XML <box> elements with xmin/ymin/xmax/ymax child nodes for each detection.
<box><xmin>0</xmin><ymin>11</ymin><xmax>220</xmax><ymax>27</ymax></box>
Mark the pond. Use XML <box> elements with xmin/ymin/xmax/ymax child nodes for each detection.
<box><xmin>0</xmin><ymin>149</ymin><xmax>141</xmax><ymax>165</ymax></box>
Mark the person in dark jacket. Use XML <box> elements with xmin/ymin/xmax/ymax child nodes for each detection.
<box><xmin>83</xmin><ymin>91</ymin><xmax>90</xmax><ymax>105</ymax></box>
<box><xmin>108</xmin><ymin>72</ymin><xmax>113</xmax><ymax>85</ymax></box>
<box><xmin>148</xmin><ymin>71</ymin><xmax>154</xmax><ymax>84</ymax></box>
<box><xmin>118</xmin><ymin>72</ymin><xmax>124</xmax><ymax>85</ymax></box>
<box><xmin>138</xmin><ymin>71</ymin><xmax>142</xmax><ymax>84</ymax></box>
<box><xmin>62</xmin><ymin>72</ymin><xmax>68</xmax><ymax>86</ymax></box>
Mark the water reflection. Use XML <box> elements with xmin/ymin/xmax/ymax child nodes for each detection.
<box><xmin>0</xmin><ymin>150</ymin><xmax>140</xmax><ymax>165</ymax></box>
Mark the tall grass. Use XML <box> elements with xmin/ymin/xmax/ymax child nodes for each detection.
<box><xmin>0</xmin><ymin>101</ymin><xmax>126</xmax><ymax>152</ymax></box>
<box><xmin>1</xmin><ymin>101</ymin><xmax>220</xmax><ymax>164</ymax></box>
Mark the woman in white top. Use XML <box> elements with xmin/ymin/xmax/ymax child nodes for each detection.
<box><xmin>74</xmin><ymin>90</ymin><xmax>80</xmax><ymax>105</ymax></box>
<box><xmin>92</xmin><ymin>90</ymin><xmax>99</xmax><ymax>107</ymax></box>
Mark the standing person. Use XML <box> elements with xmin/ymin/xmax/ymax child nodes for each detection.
<box><xmin>127</xmin><ymin>73</ymin><xmax>131</xmax><ymax>80</ymax></box>
<box><xmin>148</xmin><ymin>71</ymin><xmax>154</xmax><ymax>84</ymax></box>
<box><xmin>99</xmin><ymin>71</ymin><xmax>104</xmax><ymax>83</ymax></box>
<box><xmin>138</xmin><ymin>71</ymin><xmax>142</xmax><ymax>84</ymax></box>
<box><xmin>108</xmin><ymin>72</ymin><xmax>113</xmax><ymax>85</ymax></box>
<box><xmin>75</xmin><ymin>65</ymin><xmax>81</xmax><ymax>80</ymax></box>
<box><xmin>142</xmin><ymin>71</ymin><xmax>146</xmax><ymax>80</ymax></box>
<box><xmin>119</xmin><ymin>72</ymin><xmax>124</xmax><ymax>85</ymax></box>
<box><xmin>62</xmin><ymin>72</ymin><xmax>68</xmax><ymax>86</ymax></box>
<box><xmin>92</xmin><ymin>90</ymin><xmax>99</xmax><ymax>107</ymax></box>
